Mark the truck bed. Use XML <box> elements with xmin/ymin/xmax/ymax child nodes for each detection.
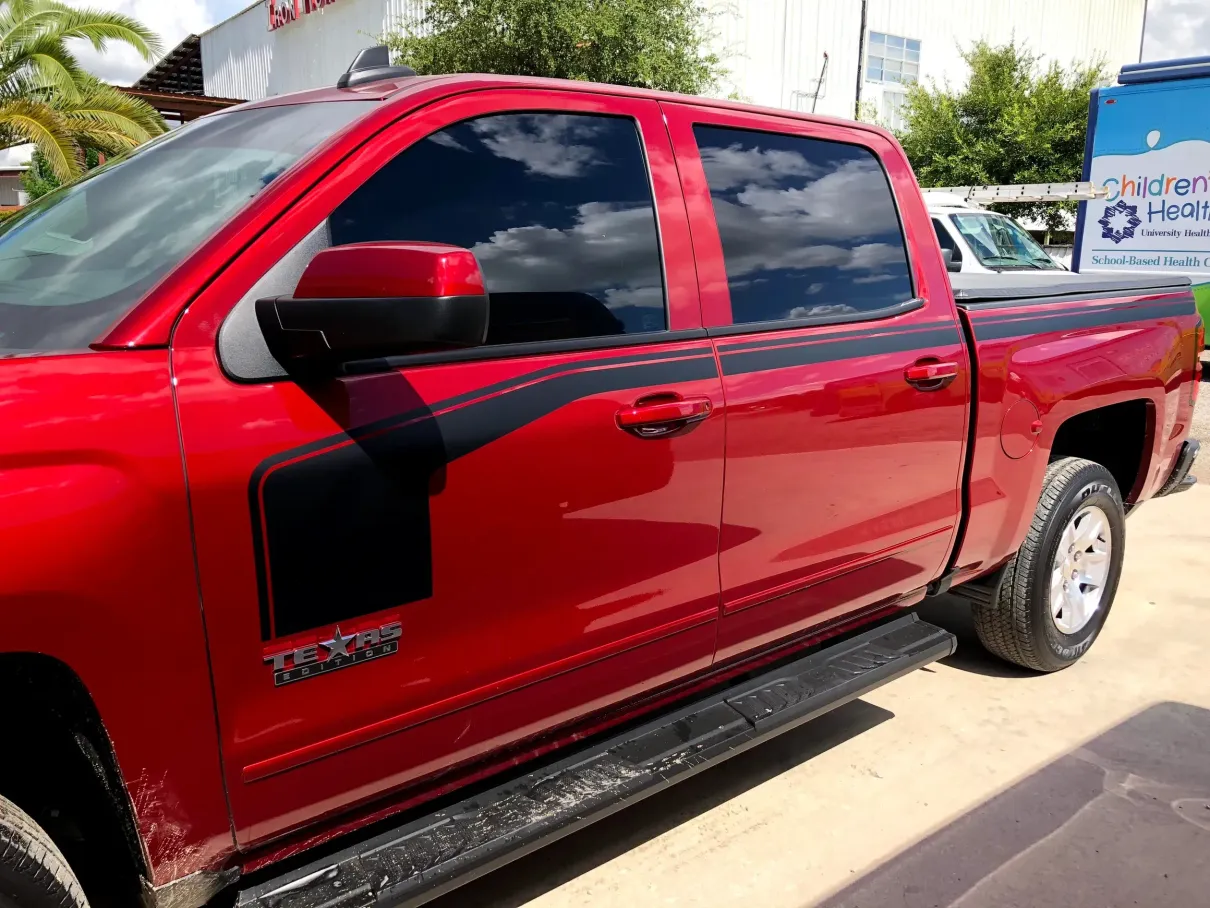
<box><xmin>950</xmin><ymin>272</ymin><xmax>1193</xmax><ymax>308</ymax></box>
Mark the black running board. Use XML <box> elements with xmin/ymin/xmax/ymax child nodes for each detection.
<box><xmin>237</xmin><ymin>614</ymin><xmax>955</xmax><ymax>908</ymax></box>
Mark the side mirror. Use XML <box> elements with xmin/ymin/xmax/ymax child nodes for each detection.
<box><xmin>256</xmin><ymin>241</ymin><xmax>489</xmax><ymax>374</ymax></box>
<box><xmin>940</xmin><ymin>248</ymin><xmax>962</xmax><ymax>274</ymax></box>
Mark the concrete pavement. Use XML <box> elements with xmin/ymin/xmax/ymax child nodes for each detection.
<box><xmin>435</xmin><ymin>483</ymin><xmax>1210</xmax><ymax>908</ymax></box>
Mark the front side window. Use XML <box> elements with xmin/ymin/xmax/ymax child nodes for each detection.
<box><xmin>330</xmin><ymin>112</ymin><xmax>666</xmax><ymax>345</ymax></box>
<box><xmin>932</xmin><ymin>218</ymin><xmax>962</xmax><ymax>264</ymax></box>
<box><xmin>694</xmin><ymin>125</ymin><xmax>914</xmax><ymax>325</ymax></box>
<box><xmin>0</xmin><ymin>101</ymin><xmax>374</xmax><ymax>353</ymax></box>
<box><xmin>949</xmin><ymin>213</ymin><xmax>1059</xmax><ymax>270</ymax></box>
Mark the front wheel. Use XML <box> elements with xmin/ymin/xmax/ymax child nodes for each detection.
<box><xmin>972</xmin><ymin>457</ymin><xmax>1126</xmax><ymax>672</ymax></box>
<box><xmin>0</xmin><ymin>795</ymin><xmax>88</xmax><ymax>908</ymax></box>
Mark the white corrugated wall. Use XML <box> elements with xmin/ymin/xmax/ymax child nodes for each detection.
<box><xmin>709</xmin><ymin>0</ymin><xmax>1145</xmax><ymax>121</ymax></box>
<box><xmin>202</xmin><ymin>0</ymin><xmax>424</xmax><ymax>101</ymax></box>
<box><xmin>705</xmin><ymin>0</ymin><xmax>860</xmax><ymax>120</ymax></box>
<box><xmin>203</xmin><ymin>0</ymin><xmax>1145</xmax><ymax>113</ymax></box>
<box><xmin>201</xmin><ymin>2</ymin><xmax>273</xmax><ymax>101</ymax></box>
<box><xmin>866</xmin><ymin>0</ymin><xmax>1146</xmax><ymax>88</ymax></box>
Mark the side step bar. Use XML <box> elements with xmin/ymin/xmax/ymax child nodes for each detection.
<box><xmin>238</xmin><ymin>614</ymin><xmax>955</xmax><ymax>908</ymax></box>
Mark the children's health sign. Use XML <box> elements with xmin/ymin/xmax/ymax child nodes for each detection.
<box><xmin>1075</xmin><ymin>61</ymin><xmax>1210</xmax><ymax>321</ymax></box>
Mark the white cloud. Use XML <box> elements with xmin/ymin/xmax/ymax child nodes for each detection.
<box><xmin>732</xmin><ymin>157</ymin><xmax>900</xmax><ymax>240</ymax></box>
<box><xmin>63</xmin><ymin>0</ymin><xmax>214</xmax><ymax>86</ymax></box>
<box><xmin>469</xmin><ymin>115</ymin><xmax>608</xmax><ymax>178</ymax></box>
<box><xmin>1143</xmin><ymin>0</ymin><xmax>1210</xmax><ymax>62</ymax></box>
<box><xmin>696</xmin><ymin>142</ymin><xmax>821</xmax><ymax>191</ymax></box>
<box><xmin>787</xmin><ymin>304</ymin><xmax>857</xmax><ymax>318</ymax></box>
<box><xmin>470</xmin><ymin>202</ymin><xmax>662</xmax><ymax>309</ymax></box>
<box><xmin>426</xmin><ymin>131</ymin><xmax>470</xmax><ymax>152</ymax></box>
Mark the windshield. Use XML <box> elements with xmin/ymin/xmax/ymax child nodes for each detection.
<box><xmin>949</xmin><ymin>212</ymin><xmax>1060</xmax><ymax>271</ymax></box>
<box><xmin>0</xmin><ymin>101</ymin><xmax>374</xmax><ymax>353</ymax></box>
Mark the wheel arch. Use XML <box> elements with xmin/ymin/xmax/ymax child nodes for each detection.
<box><xmin>0</xmin><ymin>652</ymin><xmax>151</xmax><ymax>905</ymax></box>
<box><xmin>1047</xmin><ymin>398</ymin><xmax>1155</xmax><ymax>504</ymax></box>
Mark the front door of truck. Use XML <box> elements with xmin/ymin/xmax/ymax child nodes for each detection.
<box><xmin>170</xmin><ymin>90</ymin><xmax>725</xmax><ymax>845</ymax></box>
<box><xmin>662</xmin><ymin>103</ymin><xmax>970</xmax><ymax>663</ymax></box>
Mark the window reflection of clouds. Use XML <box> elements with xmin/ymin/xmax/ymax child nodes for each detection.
<box><xmin>468</xmin><ymin>114</ymin><xmax>608</xmax><ymax>178</ymax></box>
<box><xmin>335</xmin><ymin>113</ymin><xmax>666</xmax><ymax>338</ymax></box>
<box><xmin>695</xmin><ymin>126</ymin><xmax>913</xmax><ymax>324</ymax></box>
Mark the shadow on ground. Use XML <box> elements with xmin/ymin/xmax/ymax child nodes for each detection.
<box><xmin>425</xmin><ymin>699</ymin><xmax>895</xmax><ymax>908</ymax></box>
<box><xmin>432</xmin><ymin>699</ymin><xmax>1210</xmax><ymax>908</ymax></box>
<box><xmin>915</xmin><ymin>595</ymin><xmax>1042</xmax><ymax>679</ymax></box>
<box><xmin>818</xmin><ymin>701</ymin><xmax>1210</xmax><ymax>907</ymax></box>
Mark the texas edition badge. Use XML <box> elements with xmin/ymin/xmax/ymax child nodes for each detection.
<box><xmin>263</xmin><ymin>620</ymin><xmax>401</xmax><ymax>686</ymax></box>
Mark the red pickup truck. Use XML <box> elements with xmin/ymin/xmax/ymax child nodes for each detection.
<box><xmin>0</xmin><ymin>49</ymin><xmax>1202</xmax><ymax>908</ymax></box>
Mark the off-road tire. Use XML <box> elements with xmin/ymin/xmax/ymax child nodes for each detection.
<box><xmin>971</xmin><ymin>457</ymin><xmax>1126</xmax><ymax>672</ymax></box>
<box><xmin>0</xmin><ymin>795</ymin><xmax>88</xmax><ymax>908</ymax></box>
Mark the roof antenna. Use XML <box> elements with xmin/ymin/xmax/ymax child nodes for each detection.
<box><xmin>336</xmin><ymin>45</ymin><xmax>416</xmax><ymax>89</ymax></box>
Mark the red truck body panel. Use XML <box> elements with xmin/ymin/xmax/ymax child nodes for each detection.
<box><xmin>660</xmin><ymin>101</ymin><xmax>971</xmax><ymax>662</ymax></box>
<box><xmin>0</xmin><ymin>352</ymin><xmax>234</xmax><ymax>884</ymax></box>
<box><xmin>954</xmin><ymin>288</ymin><xmax>1199</xmax><ymax>579</ymax></box>
<box><xmin>0</xmin><ymin>73</ymin><xmax>1200</xmax><ymax>895</ymax></box>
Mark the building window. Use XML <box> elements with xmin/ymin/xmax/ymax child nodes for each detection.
<box><xmin>867</xmin><ymin>32</ymin><xmax>920</xmax><ymax>84</ymax></box>
<box><xmin>881</xmin><ymin>90</ymin><xmax>909</xmax><ymax>131</ymax></box>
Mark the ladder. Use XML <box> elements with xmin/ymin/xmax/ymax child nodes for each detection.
<box><xmin>920</xmin><ymin>182</ymin><xmax>1108</xmax><ymax>203</ymax></box>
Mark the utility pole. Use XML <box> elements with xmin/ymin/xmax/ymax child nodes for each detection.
<box><xmin>854</xmin><ymin>0</ymin><xmax>868</xmax><ymax>118</ymax></box>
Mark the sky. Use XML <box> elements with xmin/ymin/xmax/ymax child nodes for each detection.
<box><xmin>62</xmin><ymin>0</ymin><xmax>1210</xmax><ymax>89</ymax></box>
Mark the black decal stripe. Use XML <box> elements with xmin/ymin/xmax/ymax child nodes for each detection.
<box><xmin>957</xmin><ymin>288</ymin><xmax>1191</xmax><ymax>311</ymax></box>
<box><xmin>719</xmin><ymin>327</ymin><xmax>962</xmax><ymax>376</ymax></box>
<box><xmin>972</xmin><ymin>296</ymin><xmax>1193</xmax><ymax>326</ymax></box>
<box><xmin>252</xmin><ymin>352</ymin><xmax>717</xmax><ymax>640</ymax></box>
<box><xmin>716</xmin><ymin>319</ymin><xmax>957</xmax><ymax>354</ymax></box>
<box><xmin>972</xmin><ymin>301</ymin><xmax>1194</xmax><ymax>341</ymax></box>
<box><xmin>253</xmin><ymin>345</ymin><xmax>715</xmax><ymax>479</ymax></box>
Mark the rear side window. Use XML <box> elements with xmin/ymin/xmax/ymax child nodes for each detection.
<box><xmin>694</xmin><ymin>125</ymin><xmax>913</xmax><ymax>325</ymax></box>
<box><xmin>331</xmin><ymin>113</ymin><xmax>666</xmax><ymax>344</ymax></box>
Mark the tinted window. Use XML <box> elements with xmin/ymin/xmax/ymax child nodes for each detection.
<box><xmin>0</xmin><ymin>101</ymin><xmax>373</xmax><ymax>353</ymax></box>
<box><xmin>694</xmin><ymin>125</ymin><xmax>913</xmax><ymax>324</ymax></box>
<box><xmin>331</xmin><ymin>113</ymin><xmax>665</xmax><ymax>344</ymax></box>
<box><xmin>932</xmin><ymin>218</ymin><xmax>962</xmax><ymax>263</ymax></box>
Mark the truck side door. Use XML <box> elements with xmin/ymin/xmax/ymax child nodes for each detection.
<box><xmin>662</xmin><ymin>103</ymin><xmax>970</xmax><ymax>662</ymax></box>
<box><xmin>170</xmin><ymin>90</ymin><xmax>725</xmax><ymax>845</ymax></box>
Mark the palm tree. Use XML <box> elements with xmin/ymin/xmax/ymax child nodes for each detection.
<box><xmin>0</xmin><ymin>0</ymin><xmax>166</xmax><ymax>180</ymax></box>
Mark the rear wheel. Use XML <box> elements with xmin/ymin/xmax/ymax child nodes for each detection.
<box><xmin>971</xmin><ymin>457</ymin><xmax>1126</xmax><ymax>672</ymax></box>
<box><xmin>0</xmin><ymin>794</ymin><xmax>88</xmax><ymax>908</ymax></box>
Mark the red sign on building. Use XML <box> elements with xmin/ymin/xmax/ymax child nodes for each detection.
<box><xmin>269</xmin><ymin>0</ymin><xmax>337</xmax><ymax>31</ymax></box>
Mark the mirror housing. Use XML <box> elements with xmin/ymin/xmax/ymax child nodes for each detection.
<box><xmin>257</xmin><ymin>242</ymin><xmax>489</xmax><ymax>374</ymax></box>
<box><xmin>940</xmin><ymin>248</ymin><xmax>962</xmax><ymax>274</ymax></box>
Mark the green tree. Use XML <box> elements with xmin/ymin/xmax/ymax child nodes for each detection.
<box><xmin>21</xmin><ymin>144</ymin><xmax>97</xmax><ymax>200</ymax></box>
<box><xmin>383</xmin><ymin>0</ymin><xmax>724</xmax><ymax>95</ymax></box>
<box><xmin>897</xmin><ymin>41</ymin><xmax>1106</xmax><ymax>232</ymax></box>
<box><xmin>0</xmin><ymin>0</ymin><xmax>167</xmax><ymax>181</ymax></box>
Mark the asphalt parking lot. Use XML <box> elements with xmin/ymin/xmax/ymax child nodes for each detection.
<box><xmin>433</xmin><ymin>365</ymin><xmax>1210</xmax><ymax>908</ymax></box>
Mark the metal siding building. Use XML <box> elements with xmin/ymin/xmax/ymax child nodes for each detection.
<box><xmin>201</xmin><ymin>0</ymin><xmax>1145</xmax><ymax>116</ymax></box>
<box><xmin>202</xmin><ymin>0</ymin><xmax>424</xmax><ymax>101</ymax></box>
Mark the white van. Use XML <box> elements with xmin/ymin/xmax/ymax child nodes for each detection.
<box><xmin>927</xmin><ymin>193</ymin><xmax>1071</xmax><ymax>275</ymax></box>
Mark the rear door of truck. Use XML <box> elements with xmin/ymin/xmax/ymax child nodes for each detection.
<box><xmin>170</xmin><ymin>89</ymin><xmax>726</xmax><ymax>847</ymax></box>
<box><xmin>661</xmin><ymin>103</ymin><xmax>971</xmax><ymax>662</ymax></box>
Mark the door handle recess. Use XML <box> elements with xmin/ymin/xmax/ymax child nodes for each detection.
<box><xmin>616</xmin><ymin>395</ymin><xmax>712</xmax><ymax>438</ymax></box>
<box><xmin>904</xmin><ymin>360</ymin><xmax>959</xmax><ymax>391</ymax></box>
